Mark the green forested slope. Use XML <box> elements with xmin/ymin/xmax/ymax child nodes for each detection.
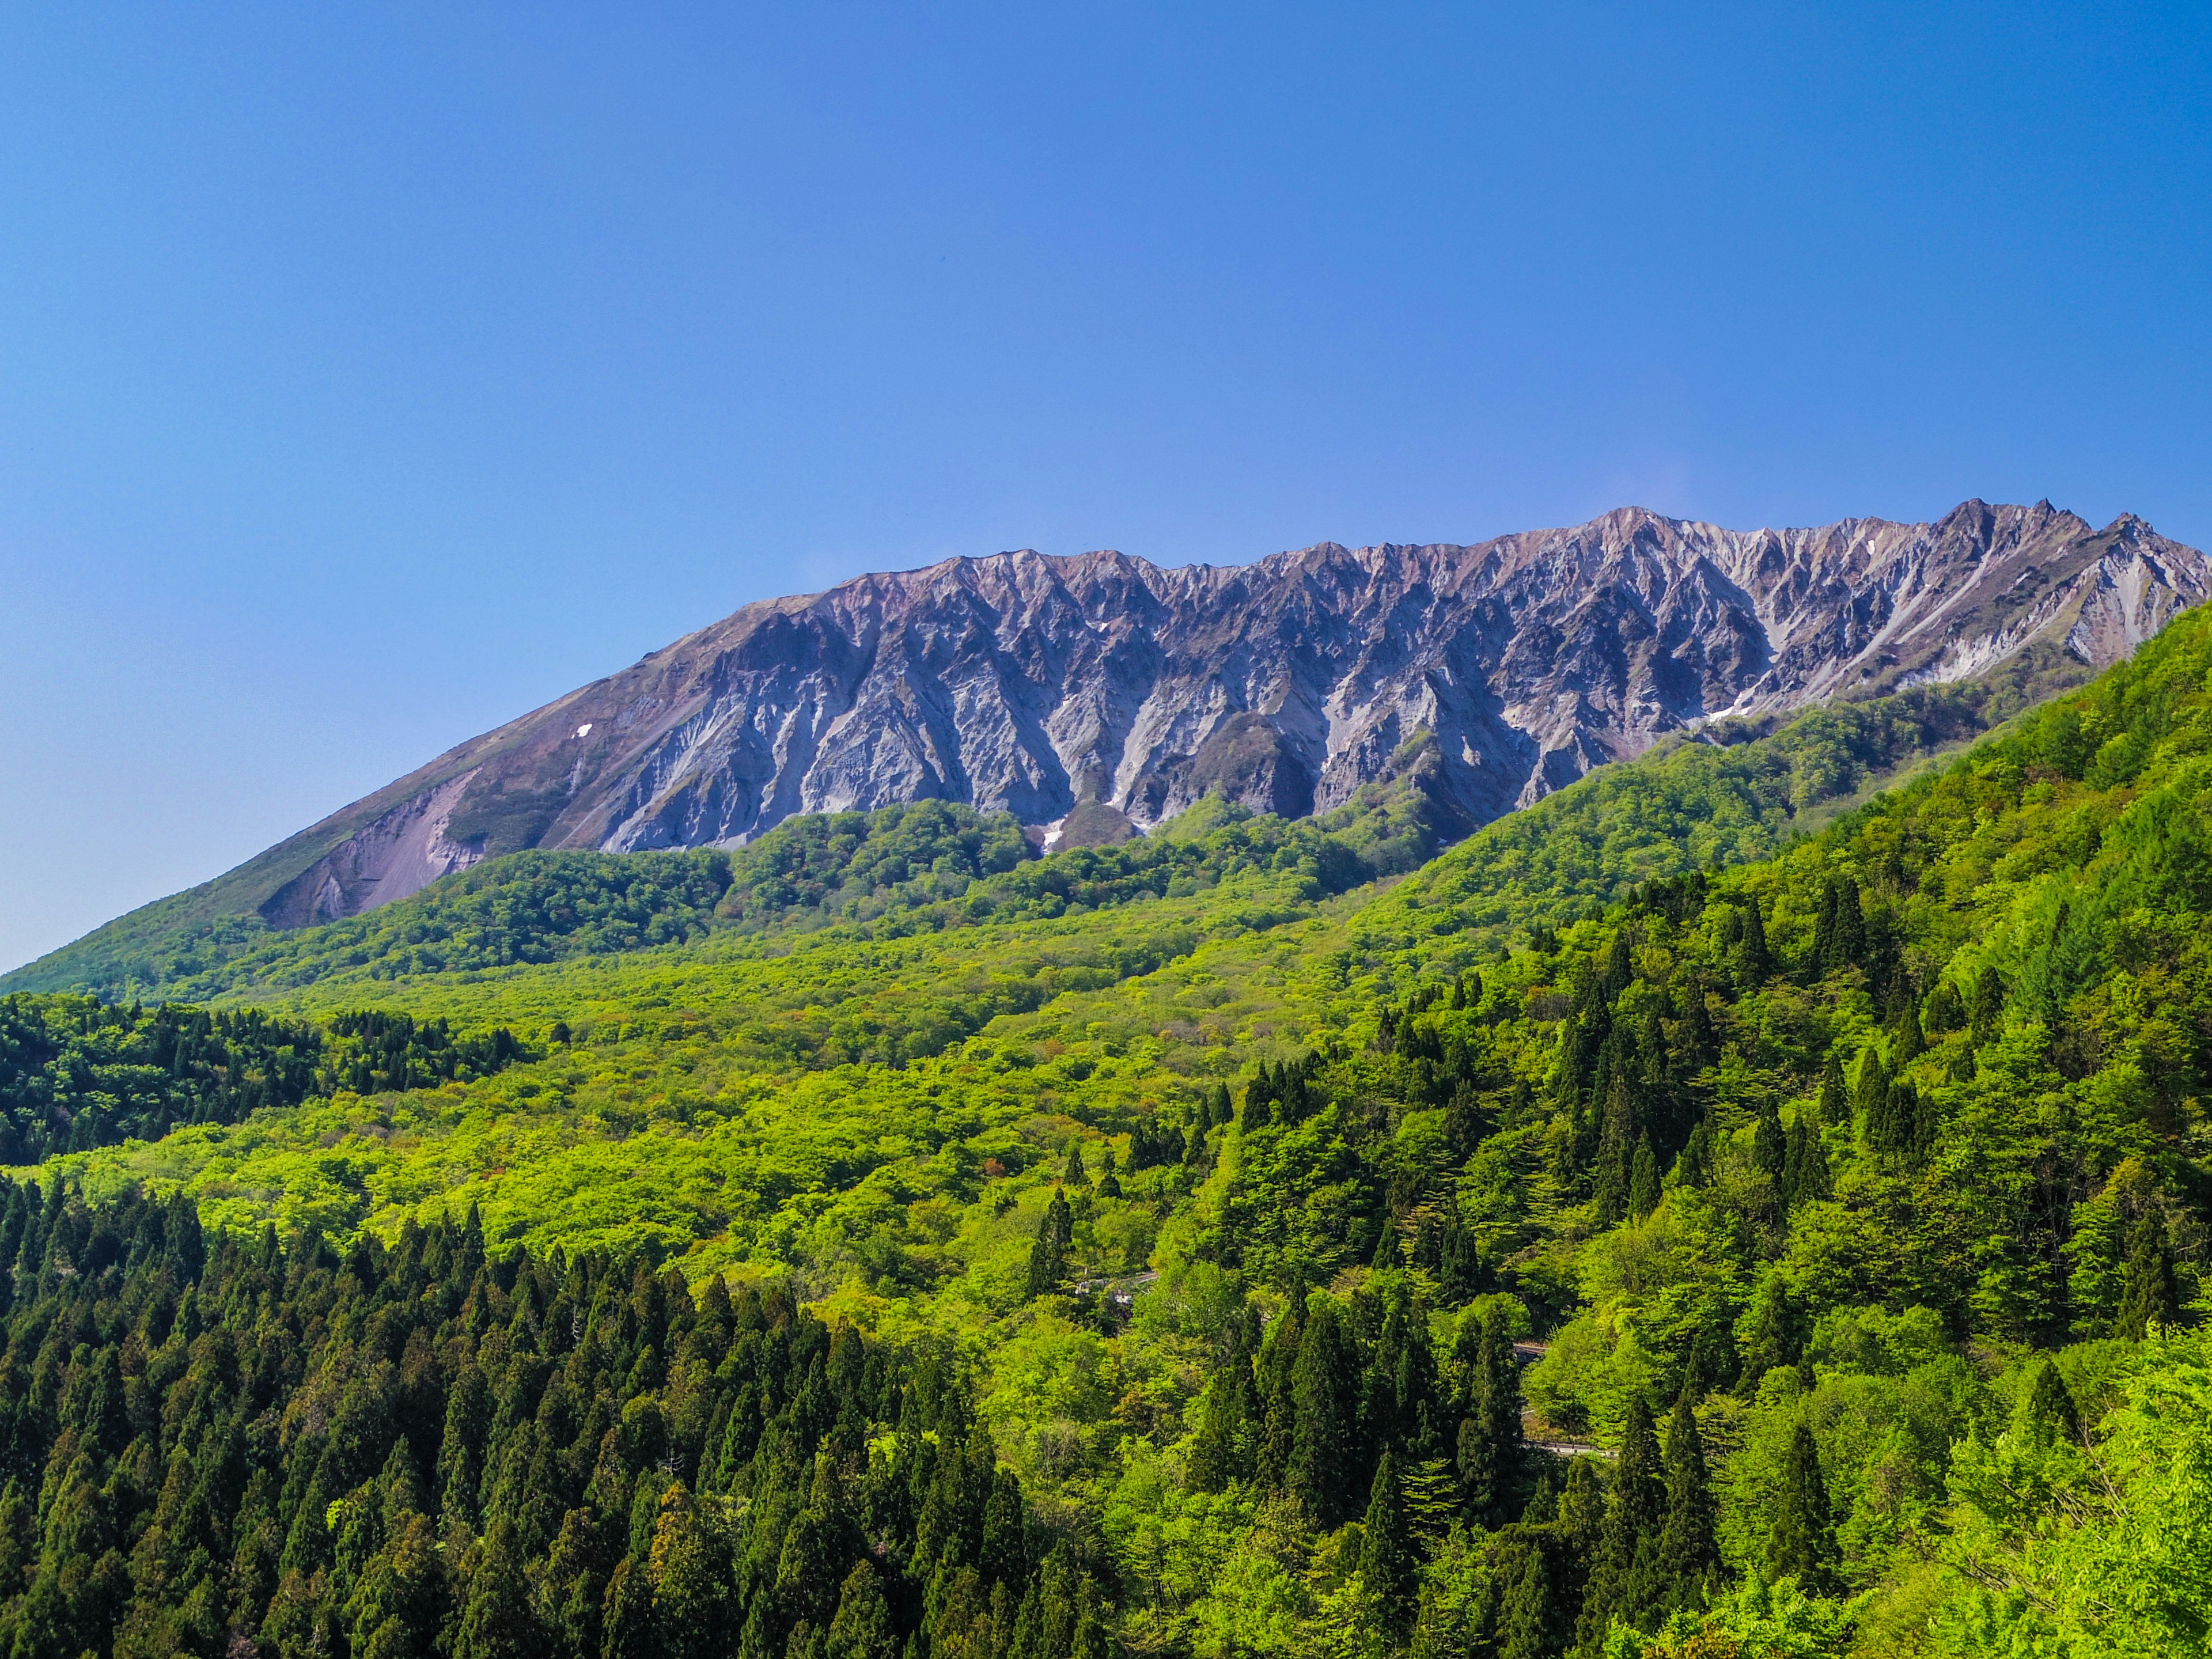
<box><xmin>3</xmin><ymin>620</ymin><xmax>2211</xmax><ymax>1657</ymax></box>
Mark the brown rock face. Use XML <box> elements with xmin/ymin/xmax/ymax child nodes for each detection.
<box><xmin>255</xmin><ymin>500</ymin><xmax>2208</xmax><ymax>924</ymax></box>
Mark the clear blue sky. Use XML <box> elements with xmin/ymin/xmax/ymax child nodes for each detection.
<box><xmin>2</xmin><ymin>3</ymin><xmax>2207</xmax><ymax>971</ymax></box>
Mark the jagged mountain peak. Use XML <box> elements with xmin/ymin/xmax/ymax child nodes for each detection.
<box><xmin>73</xmin><ymin>500</ymin><xmax>2212</xmax><ymax>935</ymax></box>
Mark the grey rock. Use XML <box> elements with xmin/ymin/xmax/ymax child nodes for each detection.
<box><xmin>257</xmin><ymin>499</ymin><xmax>2210</xmax><ymax>924</ymax></box>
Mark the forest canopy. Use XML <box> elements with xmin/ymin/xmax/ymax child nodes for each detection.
<box><xmin>9</xmin><ymin>609</ymin><xmax>2212</xmax><ymax>1656</ymax></box>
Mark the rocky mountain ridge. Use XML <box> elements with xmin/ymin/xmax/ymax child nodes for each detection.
<box><xmin>97</xmin><ymin>500</ymin><xmax>2212</xmax><ymax>933</ymax></box>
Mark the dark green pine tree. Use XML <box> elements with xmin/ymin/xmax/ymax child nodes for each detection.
<box><xmin>1738</xmin><ymin>900</ymin><xmax>1772</xmax><ymax>987</ymax></box>
<box><xmin>2115</xmin><ymin>1212</ymin><xmax>2182</xmax><ymax>1339</ymax></box>
<box><xmin>1673</xmin><ymin>1117</ymin><xmax>1715</xmax><ymax>1190</ymax></box>
<box><xmin>1025</xmin><ymin>1188</ymin><xmax>1073</xmax><ymax>1300</ymax></box>
<box><xmin>1764</xmin><ymin>1423</ymin><xmax>1840</xmax><ymax>1594</ymax></box>
<box><xmin>1256</xmin><ymin>1298</ymin><xmax>1305</xmax><ymax>1490</ymax></box>
<box><xmin>1752</xmin><ymin>1104</ymin><xmax>1786</xmax><ymax>1185</ymax></box>
<box><xmin>1790</xmin><ymin>1116</ymin><xmax>1831</xmax><ymax>1205</ymax></box>
<box><xmin>1601</xmin><ymin>930</ymin><xmax>1636</xmax><ymax>1000</ymax></box>
<box><xmin>1094</xmin><ymin>1145</ymin><xmax>1120</xmax><ymax>1199</ymax></box>
<box><xmin>1358</xmin><ymin>1450</ymin><xmax>1416</xmax><ymax>1638</ymax></box>
<box><xmin>1969</xmin><ymin>968</ymin><xmax>2005</xmax><ymax>1046</ymax></box>
<box><xmin>1816</xmin><ymin>1050</ymin><xmax>1849</xmax><ymax>1127</ymax></box>
<box><xmin>1675</xmin><ymin>986</ymin><xmax>1719</xmax><ymax>1076</ymax></box>
<box><xmin>1809</xmin><ymin>876</ymin><xmax>1838</xmax><ymax>964</ymax></box>
<box><xmin>1577</xmin><ymin>1398</ymin><xmax>1665</xmax><ymax>1648</ymax></box>
<box><xmin>1627</xmin><ymin>1135</ymin><xmax>1660</xmax><ymax>1220</ymax></box>
<box><xmin>1457</xmin><ymin>1316</ymin><xmax>1523</xmax><ymax>1524</ymax></box>
<box><xmin>1185</xmin><ymin>1371</ymin><xmax>1247</xmax><ymax>1495</ymax></box>
<box><xmin>1497</xmin><ymin>1540</ymin><xmax>1565</xmax><ymax>1659</ymax></box>
<box><xmin>1287</xmin><ymin>1300</ymin><xmax>1362</xmax><ymax>1527</ymax></box>
<box><xmin>1592</xmin><ymin>1075</ymin><xmax>1638</xmax><ymax>1226</ymax></box>
<box><xmin>1880</xmin><ymin>1081</ymin><xmax>1920</xmax><ymax>1161</ymax></box>
<box><xmin>1647</xmin><ymin>1390</ymin><xmax>1719</xmax><ymax>1619</ymax></box>
<box><xmin>1892</xmin><ymin>1005</ymin><xmax>1925</xmax><ymax>1066</ymax></box>
<box><xmin>1555</xmin><ymin>1458</ymin><xmax>1605</xmax><ymax>1618</ymax></box>
<box><xmin>1063</xmin><ymin>1142</ymin><xmax>1088</xmax><ymax>1187</ymax></box>
<box><xmin>1739</xmin><ymin>1274</ymin><xmax>1800</xmax><ymax>1385</ymax></box>
<box><xmin>2022</xmin><ymin>1359</ymin><xmax>2081</xmax><ymax>1448</ymax></box>
<box><xmin>451</xmin><ymin>1516</ymin><xmax>536</xmax><ymax>1659</ymax></box>
<box><xmin>1824</xmin><ymin>878</ymin><xmax>1865</xmax><ymax>974</ymax></box>
<box><xmin>823</xmin><ymin>1561</ymin><xmax>896</xmax><ymax>1659</ymax></box>
<box><xmin>1853</xmin><ymin>1049</ymin><xmax>1889</xmax><ymax>1142</ymax></box>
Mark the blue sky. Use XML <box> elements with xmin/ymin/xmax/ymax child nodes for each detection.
<box><xmin>2</xmin><ymin>2</ymin><xmax>2207</xmax><ymax>970</ymax></box>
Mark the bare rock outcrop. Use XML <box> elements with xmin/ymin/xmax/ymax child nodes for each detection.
<box><xmin>243</xmin><ymin>500</ymin><xmax>2212</xmax><ymax>923</ymax></box>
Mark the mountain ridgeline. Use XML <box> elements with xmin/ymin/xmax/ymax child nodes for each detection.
<box><xmin>13</xmin><ymin>496</ymin><xmax>2203</xmax><ymax>1000</ymax></box>
<box><xmin>3</xmin><ymin>509</ymin><xmax>2212</xmax><ymax>1656</ymax></box>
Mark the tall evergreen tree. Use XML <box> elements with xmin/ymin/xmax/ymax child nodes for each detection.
<box><xmin>823</xmin><ymin>1562</ymin><xmax>896</xmax><ymax>1659</ymax></box>
<box><xmin>1648</xmin><ymin>1390</ymin><xmax>1719</xmax><ymax>1618</ymax></box>
<box><xmin>1577</xmin><ymin>1399</ymin><xmax>1665</xmax><ymax>1648</ymax></box>
<box><xmin>2022</xmin><ymin>1359</ymin><xmax>2082</xmax><ymax>1448</ymax></box>
<box><xmin>1738</xmin><ymin>900</ymin><xmax>1772</xmax><ymax>986</ymax></box>
<box><xmin>1816</xmin><ymin>1050</ymin><xmax>1849</xmax><ymax>1127</ymax></box>
<box><xmin>1628</xmin><ymin>1134</ymin><xmax>1661</xmax><ymax>1219</ymax></box>
<box><xmin>1592</xmin><ymin>1074</ymin><xmax>1637</xmax><ymax>1226</ymax></box>
<box><xmin>1024</xmin><ymin>1190</ymin><xmax>1073</xmax><ymax>1301</ymax></box>
<box><xmin>1497</xmin><ymin>1540</ymin><xmax>1564</xmax><ymax>1659</ymax></box>
<box><xmin>1358</xmin><ymin>1450</ymin><xmax>1416</xmax><ymax>1637</ymax></box>
<box><xmin>1288</xmin><ymin>1299</ymin><xmax>1363</xmax><ymax>1527</ymax></box>
<box><xmin>1764</xmin><ymin>1423</ymin><xmax>1840</xmax><ymax>1594</ymax></box>
<box><xmin>2116</xmin><ymin>1212</ymin><xmax>2182</xmax><ymax>1339</ymax></box>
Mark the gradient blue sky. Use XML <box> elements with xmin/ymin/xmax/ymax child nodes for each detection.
<box><xmin>2</xmin><ymin>3</ymin><xmax>2207</xmax><ymax>971</ymax></box>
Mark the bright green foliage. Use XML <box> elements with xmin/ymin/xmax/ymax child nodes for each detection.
<box><xmin>12</xmin><ymin>607</ymin><xmax>2212</xmax><ymax>1655</ymax></box>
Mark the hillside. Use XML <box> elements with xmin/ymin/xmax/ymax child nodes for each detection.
<box><xmin>3</xmin><ymin>606</ymin><xmax>2212</xmax><ymax>1654</ymax></box>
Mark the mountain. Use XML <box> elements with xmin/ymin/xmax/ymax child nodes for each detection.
<box><xmin>13</xmin><ymin>585</ymin><xmax>2212</xmax><ymax>1659</ymax></box>
<box><xmin>10</xmin><ymin>499</ymin><xmax>2206</xmax><ymax>982</ymax></box>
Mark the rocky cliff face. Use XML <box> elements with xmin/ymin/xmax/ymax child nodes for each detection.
<box><xmin>257</xmin><ymin>499</ymin><xmax>2207</xmax><ymax>925</ymax></box>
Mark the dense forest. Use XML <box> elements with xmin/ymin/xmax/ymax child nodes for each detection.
<box><xmin>5</xmin><ymin>612</ymin><xmax>2212</xmax><ymax>1655</ymax></box>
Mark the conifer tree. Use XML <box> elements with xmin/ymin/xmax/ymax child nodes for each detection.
<box><xmin>1628</xmin><ymin>1135</ymin><xmax>1660</xmax><ymax>1219</ymax></box>
<box><xmin>1592</xmin><ymin>1074</ymin><xmax>1637</xmax><ymax>1226</ymax></box>
<box><xmin>1752</xmin><ymin>1104</ymin><xmax>1786</xmax><ymax>1183</ymax></box>
<box><xmin>1791</xmin><ymin>1117</ymin><xmax>1831</xmax><ymax>1205</ymax></box>
<box><xmin>1358</xmin><ymin>1450</ymin><xmax>1416</xmax><ymax>1635</ymax></box>
<box><xmin>1578</xmin><ymin>1397</ymin><xmax>1665</xmax><ymax>1648</ymax></box>
<box><xmin>1738</xmin><ymin>900</ymin><xmax>1772</xmax><ymax>987</ymax></box>
<box><xmin>1675</xmin><ymin>987</ymin><xmax>1719</xmax><ymax>1076</ymax></box>
<box><xmin>1970</xmin><ymin>968</ymin><xmax>2005</xmax><ymax>1045</ymax></box>
<box><xmin>1288</xmin><ymin>1300</ymin><xmax>1362</xmax><ymax>1527</ymax></box>
<box><xmin>451</xmin><ymin>1516</ymin><xmax>535</xmax><ymax>1659</ymax></box>
<box><xmin>2116</xmin><ymin>1212</ymin><xmax>2181</xmax><ymax>1339</ymax></box>
<box><xmin>1025</xmin><ymin>1190</ymin><xmax>1073</xmax><ymax>1300</ymax></box>
<box><xmin>1816</xmin><ymin>1050</ymin><xmax>1849</xmax><ymax>1126</ymax></box>
<box><xmin>1739</xmin><ymin>1274</ymin><xmax>1800</xmax><ymax>1384</ymax></box>
<box><xmin>1063</xmin><ymin>1142</ymin><xmax>1087</xmax><ymax>1187</ymax></box>
<box><xmin>1825</xmin><ymin>878</ymin><xmax>1865</xmax><ymax>973</ymax></box>
<box><xmin>1675</xmin><ymin>1116</ymin><xmax>1714</xmax><ymax>1190</ymax></box>
<box><xmin>1497</xmin><ymin>1541</ymin><xmax>1563</xmax><ymax>1659</ymax></box>
<box><xmin>1853</xmin><ymin>1048</ymin><xmax>1888</xmax><ymax>1138</ymax></box>
<box><xmin>2022</xmin><ymin>1359</ymin><xmax>2081</xmax><ymax>1447</ymax></box>
<box><xmin>1649</xmin><ymin>1389</ymin><xmax>1719</xmax><ymax>1618</ymax></box>
<box><xmin>823</xmin><ymin>1562</ymin><xmax>896</xmax><ymax>1659</ymax></box>
<box><xmin>1602</xmin><ymin>931</ymin><xmax>1636</xmax><ymax>1000</ymax></box>
<box><xmin>1765</xmin><ymin>1422</ymin><xmax>1839</xmax><ymax>1593</ymax></box>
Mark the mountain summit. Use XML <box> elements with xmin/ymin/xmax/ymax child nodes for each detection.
<box><xmin>116</xmin><ymin>501</ymin><xmax>2212</xmax><ymax>933</ymax></box>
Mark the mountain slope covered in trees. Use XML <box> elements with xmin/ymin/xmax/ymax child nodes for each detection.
<box><xmin>6</xmin><ymin>607</ymin><xmax>2212</xmax><ymax>1655</ymax></box>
